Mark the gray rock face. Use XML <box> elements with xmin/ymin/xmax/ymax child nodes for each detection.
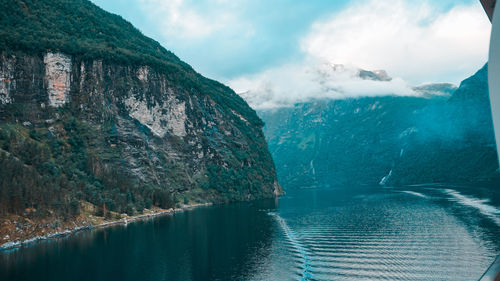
<box><xmin>358</xmin><ymin>69</ymin><xmax>392</xmax><ymax>81</ymax></box>
<box><xmin>0</xmin><ymin>56</ymin><xmax>13</xmax><ymax>105</ymax></box>
<box><xmin>0</xmin><ymin>51</ymin><xmax>279</xmax><ymax>201</ymax></box>
<box><xmin>44</xmin><ymin>52</ymin><xmax>72</xmax><ymax>107</ymax></box>
<box><xmin>124</xmin><ymin>92</ymin><xmax>187</xmax><ymax>138</ymax></box>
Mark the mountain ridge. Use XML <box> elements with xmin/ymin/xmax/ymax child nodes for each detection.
<box><xmin>257</xmin><ymin>63</ymin><xmax>498</xmax><ymax>189</ymax></box>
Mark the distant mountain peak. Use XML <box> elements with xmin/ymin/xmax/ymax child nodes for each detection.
<box><xmin>232</xmin><ymin>61</ymin><xmax>453</xmax><ymax>110</ymax></box>
<box><xmin>315</xmin><ymin>62</ymin><xmax>393</xmax><ymax>82</ymax></box>
<box><xmin>359</xmin><ymin>69</ymin><xmax>392</xmax><ymax>81</ymax></box>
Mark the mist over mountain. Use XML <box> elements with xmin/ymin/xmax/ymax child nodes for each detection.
<box><xmin>232</xmin><ymin>63</ymin><xmax>419</xmax><ymax>110</ymax></box>
<box><xmin>253</xmin><ymin>64</ymin><xmax>499</xmax><ymax>189</ymax></box>
<box><xmin>388</xmin><ymin>64</ymin><xmax>498</xmax><ymax>185</ymax></box>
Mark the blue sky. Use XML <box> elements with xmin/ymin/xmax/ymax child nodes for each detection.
<box><xmin>91</xmin><ymin>0</ymin><xmax>490</xmax><ymax>107</ymax></box>
<box><xmin>91</xmin><ymin>0</ymin><xmax>352</xmax><ymax>78</ymax></box>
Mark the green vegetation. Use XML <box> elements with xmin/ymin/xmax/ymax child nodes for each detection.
<box><xmin>0</xmin><ymin>104</ymin><xmax>276</xmax><ymax>219</ymax></box>
<box><xmin>0</xmin><ymin>0</ymin><xmax>183</xmax><ymax>67</ymax></box>
<box><xmin>260</xmin><ymin>64</ymin><xmax>499</xmax><ymax>188</ymax></box>
<box><xmin>0</xmin><ymin>0</ymin><xmax>279</xmax><ymax>224</ymax></box>
<box><xmin>0</xmin><ymin>110</ymin><xmax>177</xmax><ymax>219</ymax></box>
<box><xmin>261</xmin><ymin>96</ymin><xmax>435</xmax><ymax>188</ymax></box>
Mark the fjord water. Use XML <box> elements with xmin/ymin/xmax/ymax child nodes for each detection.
<box><xmin>1</xmin><ymin>186</ymin><xmax>500</xmax><ymax>281</ymax></box>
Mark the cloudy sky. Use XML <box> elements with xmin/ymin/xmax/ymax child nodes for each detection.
<box><xmin>91</xmin><ymin>0</ymin><xmax>491</xmax><ymax>108</ymax></box>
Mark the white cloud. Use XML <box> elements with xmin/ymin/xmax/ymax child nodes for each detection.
<box><xmin>301</xmin><ymin>0</ymin><xmax>490</xmax><ymax>84</ymax></box>
<box><xmin>138</xmin><ymin>0</ymin><xmax>211</xmax><ymax>38</ymax></box>
<box><xmin>229</xmin><ymin>0</ymin><xmax>490</xmax><ymax>109</ymax></box>
<box><xmin>229</xmin><ymin>61</ymin><xmax>417</xmax><ymax>110</ymax></box>
<box><xmin>138</xmin><ymin>0</ymin><xmax>250</xmax><ymax>39</ymax></box>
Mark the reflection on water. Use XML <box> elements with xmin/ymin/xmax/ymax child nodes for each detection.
<box><xmin>0</xmin><ymin>200</ymin><xmax>278</xmax><ymax>281</ymax></box>
<box><xmin>1</xmin><ymin>186</ymin><xmax>499</xmax><ymax>281</ymax></box>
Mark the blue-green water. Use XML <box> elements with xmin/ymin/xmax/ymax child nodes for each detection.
<box><xmin>1</xmin><ymin>185</ymin><xmax>500</xmax><ymax>281</ymax></box>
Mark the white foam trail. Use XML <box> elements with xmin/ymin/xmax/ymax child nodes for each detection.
<box><xmin>268</xmin><ymin>212</ymin><xmax>312</xmax><ymax>280</ymax></box>
<box><xmin>444</xmin><ymin>189</ymin><xmax>500</xmax><ymax>226</ymax></box>
<box><xmin>399</xmin><ymin>191</ymin><xmax>427</xmax><ymax>198</ymax></box>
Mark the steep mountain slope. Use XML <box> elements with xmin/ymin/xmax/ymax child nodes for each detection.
<box><xmin>388</xmin><ymin>64</ymin><xmax>498</xmax><ymax>185</ymax></box>
<box><xmin>259</xmin><ymin>65</ymin><xmax>499</xmax><ymax>189</ymax></box>
<box><xmin>260</xmin><ymin>96</ymin><xmax>436</xmax><ymax>188</ymax></box>
<box><xmin>0</xmin><ymin>0</ymin><xmax>280</xmax><ymax>244</ymax></box>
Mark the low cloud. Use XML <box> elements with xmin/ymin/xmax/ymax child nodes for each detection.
<box><xmin>229</xmin><ymin>62</ymin><xmax>417</xmax><ymax>110</ymax></box>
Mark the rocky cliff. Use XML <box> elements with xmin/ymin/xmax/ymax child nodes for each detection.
<box><xmin>0</xmin><ymin>0</ymin><xmax>280</xmax><ymax>245</ymax></box>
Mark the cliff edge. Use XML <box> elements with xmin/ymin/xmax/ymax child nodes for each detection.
<box><xmin>0</xmin><ymin>0</ymin><xmax>281</xmax><ymax>246</ymax></box>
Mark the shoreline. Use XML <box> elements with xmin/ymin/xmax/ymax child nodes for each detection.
<box><xmin>0</xmin><ymin>202</ymin><xmax>212</xmax><ymax>251</ymax></box>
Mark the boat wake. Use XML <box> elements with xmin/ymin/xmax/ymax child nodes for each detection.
<box><xmin>265</xmin><ymin>193</ymin><xmax>494</xmax><ymax>281</ymax></box>
<box><xmin>443</xmin><ymin>189</ymin><xmax>500</xmax><ymax>226</ymax></box>
<box><xmin>398</xmin><ymin>190</ymin><xmax>427</xmax><ymax>198</ymax></box>
<box><xmin>268</xmin><ymin>212</ymin><xmax>312</xmax><ymax>280</ymax></box>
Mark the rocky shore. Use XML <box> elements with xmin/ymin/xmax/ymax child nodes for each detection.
<box><xmin>0</xmin><ymin>203</ymin><xmax>212</xmax><ymax>251</ymax></box>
